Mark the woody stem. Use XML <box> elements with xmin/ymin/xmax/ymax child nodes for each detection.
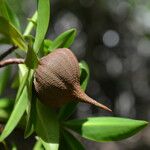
<box><xmin>0</xmin><ymin>58</ymin><xmax>25</xmax><ymax>68</ymax></box>
<box><xmin>0</xmin><ymin>46</ymin><xmax>18</xmax><ymax>61</ymax></box>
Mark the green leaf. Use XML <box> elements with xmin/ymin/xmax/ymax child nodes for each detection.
<box><xmin>33</xmin><ymin>138</ymin><xmax>44</xmax><ymax>150</ymax></box>
<box><xmin>43</xmin><ymin>39</ymin><xmax>53</xmax><ymax>54</ymax></box>
<box><xmin>16</xmin><ymin>68</ymin><xmax>29</xmax><ymax>101</ymax></box>
<box><xmin>0</xmin><ymin>16</ymin><xmax>27</xmax><ymax>50</ymax></box>
<box><xmin>0</xmin><ymin>109</ymin><xmax>11</xmax><ymax>121</ymax></box>
<box><xmin>11</xmin><ymin>73</ymin><xmax>19</xmax><ymax>89</ymax></box>
<box><xmin>49</xmin><ymin>29</ymin><xmax>76</xmax><ymax>52</ymax></box>
<box><xmin>0</xmin><ymin>0</ymin><xmax>20</xmax><ymax>29</ymax></box>
<box><xmin>23</xmin><ymin>70</ymin><xmax>34</xmax><ymax>138</ymax></box>
<box><xmin>60</xmin><ymin>129</ymin><xmax>85</xmax><ymax>150</ymax></box>
<box><xmin>24</xmin><ymin>91</ymin><xmax>37</xmax><ymax>138</ymax></box>
<box><xmin>11</xmin><ymin>143</ymin><xmax>17</xmax><ymax>150</ymax></box>
<box><xmin>0</xmin><ymin>98</ymin><xmax>14</xmax><ymax>109</ymax></box>
<box><xmin>0</xmin><ymin>0</ymin><xmax>8</xmax><ymax>18</ymax></box>
<box><xmin>0</xmin><ymin>66</ymin><xmax>11</xmax><ymax>95</ymax></box>
<box><xmin>35</xmin><ymin>100</ymin><xmax>59</xmax><ymax>149</ymax></box>
<box><xmin>58</xmin><ymin>61</ymin><xmax>89</xmax><ymax>121</ymax></box>
<box><xmin>0</xmin><ymin>36</ymin><xmax>11</xmax><ymax>44</ymax></box>
<box><xmin>18</xmin><ymin>64</ymin><xmax>28</xmax><ymax>78</ymax></box>
<box><xmin>25</xmin><ymin>47</ymin><xmax>39</xmax><ymax>69</ymax></box>
<box><xmin>64</xmin><ymin>117</ymin><xmax>148</xmax><ymax>142</ymax></box>
<box><xmin>58</xmin><ymin>102</ymin><xmax>78</xmax><ymax>121</ymax></box>
<box><xmin>33</xmin><ymin>0</ymin><xmax>50</xmax><ymax>53</ymax></box>
<box><xmin>79</xmin><ymin>61</ymin><xmax>90</xmax><ymax>91</ymax></box>
<box><xmin>0</xmin><ymin>98</ymin><xmax>14</xmax><ymax>121</ymax></box>
<box><xmin>0</xmin><ymin>71</ymin><xmax>30</xmax><ymax>141</ymax></box>
<box><xmin>39</xmin><ymin>138</ymin><xmax>59</xmax><ymax>150</ymax></box>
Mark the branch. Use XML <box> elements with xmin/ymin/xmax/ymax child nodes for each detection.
<box><xmin>0</xmin><ymin>58</ymin><xmax>25</xmax><ymax>68</ymax></box>
<box><xmin>0</xmin><ymin>46</ymin><xmax>18</xmax><ymax>61</ymax></box>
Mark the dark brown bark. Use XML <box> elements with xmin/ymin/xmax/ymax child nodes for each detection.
<box><xmin>0</xmin><ymin>46</ymin><xmax>17</xmax><ymax>61</ymax></box>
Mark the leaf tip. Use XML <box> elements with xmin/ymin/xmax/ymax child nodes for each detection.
<box><xmin>69</xmin><ymin>28</ymin><xmax>77</xmax><ymax>35</ymax></box>
<box><xmin>140</xmin><ymin>120</ymin><xmax>149</xmax><ymax>128</ymax></box>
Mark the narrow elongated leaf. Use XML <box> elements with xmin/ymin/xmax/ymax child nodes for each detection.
<box><xmin>0</xmin><ymin>0</ymin><xmax>8</xmax><ymax>18</ymax></box>
<box><xmin>23</xmin><ymin>70</ymin><xmax>34</xmax><ymax>138</ymax></box>
<box><xmin>25</xmin><ymin>47</ymin><xmax>39</xmax><ymax>69</ymax></box>
<box><xmin>15</xmin><ymin>68</ymin><xmax>29</xmax><ymax>101</ymax></box>
<box><xmin>0</xmin><ymin>0</ymin><xmax>20</xmax><ymax>29</ymax></box>
<box><xmin>60</xmin><ymin>129</ymin><xmax>85</xmax><ymax>150</ymax></box>
<box><xmin>5</xmin><ymin>3</ymin><xmax>20</xmax><ymax>30</ymax></box>
<box><xmin>49</xmin><ymin>29</ymin><xmax>76</xmax><ymax>52</ymax></box>
<box><xmin>64</xmin><ymin>117</ymin><xmax>148</xmax><ymax>142</ymax></box>
<box><xmin>58</xmin><ymin>102</ymin><xmax>78</xmax><ymax>121</ymax></box>
<box><xmin>58</xmin><ymin>61</ymin><xmax>89</xmax><ymax>121</ymax></box>
<box><xmin>19</xmin><ymin>64</ymin><xmax>28</xmax><ymax>79</ymax></box>
<box><xmin>0</xmin><ymin>36</ymin><xmax>11</xmax><ymax>44</ymax></box>
<box><xmin>0</xmin><ymin>66</ymin><xmax>11</xmax><ymax>95</ymax></box>
<box><xmin>79</xmin><ymin>61</ymin><xmax>90</xmax><ymax>91</ymax></box>
<box><xmin>33</xmin><ymin>0</ymin><xmax>50</xmax><ymax>53</ymax></box>
<box><xmin>24</xmin><ymin>91</ymin><xmax>37</xmax><ymax>138</ymax></box>
<box><xmin>35</xmin><ymin>101</ymin><xmax>59</xmax><ymax>149</ymax></box>
<box><xmin>33</xmin><ymin>138</ymin><xmax>44</xmax><ymax>150</ymax></box>
<box><xmin>0</xmin><ymin>17</ymin><xmax>27</xmax><ymax>50</ymax></box>
<box><xmin>11</xmin><ymin>73</ymin><xmax>19</xmax><ymax>89</ymax></box>
<box><xmin>0</xmin><ymin>71</ymin><xmax>30</xmax><ymax>141</ymax></box>
<box><xmin>39</xmin><ymin>138</ymin><xmax>59</xmax><ymax>150</ymax></box>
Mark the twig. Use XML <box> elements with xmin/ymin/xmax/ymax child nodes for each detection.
<box><xmin>0</xmin><ymin>46</ymin><xmax>18</xmax><ymax>61</ymax></box>
<box><xmin>24</xmin><ymin>11</ymin><xmax>38</xmax><ymax>35</ymax></box>
<box><xmin>0</xmin><ymin>58</ymin><xmax>25</xmax><ymax>68</ymax></box>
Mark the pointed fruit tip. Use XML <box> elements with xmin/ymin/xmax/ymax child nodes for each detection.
<box><xmin>74</xmin><ymin>86</ymin><xmax>112</xmax><ymax>112</ymax></box>
<box><xmin>101</xmin><ymin>105</ymin><xmax>112</xmax><ymax>112</ymax></box>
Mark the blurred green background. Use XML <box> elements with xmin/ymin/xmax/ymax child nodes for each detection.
<box><xmin>1</xmin><ymin>0</ymin><xmax>150</xmax><ymax>149</ymax></box>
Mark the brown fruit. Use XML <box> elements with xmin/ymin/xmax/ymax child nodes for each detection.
<box><xmin>34</xmin><ymin>48</ymin><xmax>111</xmax><ymax>112</ymax></box>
